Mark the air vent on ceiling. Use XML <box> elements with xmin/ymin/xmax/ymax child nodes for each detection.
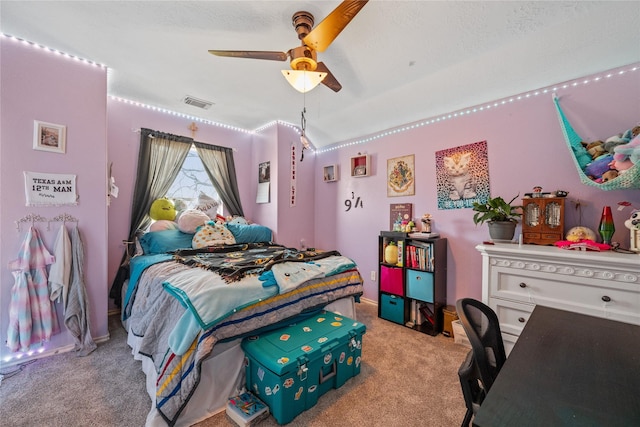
<box><xmin>183</xmin><ymin>95</ymin><xmax>213</xmax><ymax>110</ymax></box>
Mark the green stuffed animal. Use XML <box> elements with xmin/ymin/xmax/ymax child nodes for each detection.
<box><xmin>149</xmin><ymin>197</ymin><xmax>176</xmax><ymax>221</ymax></box>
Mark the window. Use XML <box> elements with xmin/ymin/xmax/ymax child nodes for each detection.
<box><xmin>166</xmin><ymin>147</ymin><xmax>222</xmax><ymax>214</ymax></box>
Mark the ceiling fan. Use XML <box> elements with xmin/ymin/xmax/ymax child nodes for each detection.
<box><xmin>209</xmin><ymin>0</ymin><xmax>369</xmax><ymax>93</ymax></box>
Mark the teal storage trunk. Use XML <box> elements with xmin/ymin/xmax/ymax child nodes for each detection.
<box><xmin>242</xmin><ymin>311</ymin><xmax>366</xmax><ymax>424</ymax></box>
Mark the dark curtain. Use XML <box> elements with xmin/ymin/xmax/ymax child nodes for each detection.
<box><xmin>109</xmin><ymin>129</ymin><xmax>192</xmax><ymax>306</ymax></box>
<box><xmin>194</xmin><ymin>141</ymin><xmax>245</xmax><ymax>216</ymax></box>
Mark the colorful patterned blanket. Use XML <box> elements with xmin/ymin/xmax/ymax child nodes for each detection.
<box><xmin>172</xmin><ymin>242</ymin><xmax>340</xmax><ymax>283</ymax></box>
<box><xmin>125</xmin><ymin>246</ymin><xmax>363</xmax><ymax>426</ymax></box>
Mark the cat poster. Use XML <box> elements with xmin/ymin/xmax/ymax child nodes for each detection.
<box><xmin>387</xmin><ymin>154</ymin><xmax>415</xmax><ymax>197</ymax></box>
<box><xmin>435</xmin><ymin>140</ymin><xmax>490</xmax><ymax>210</ymax></box>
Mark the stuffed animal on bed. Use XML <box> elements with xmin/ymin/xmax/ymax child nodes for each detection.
<box><xmin>194</xmin><ymin>192</ymin><xmax>220</xmax><ymax>219</ymax></box>
<box><xmin>227</xmin><ymin>216</ymin><xmax>249</xmax><ymax>225</ymax></box>
<box><xmin>177</xmin><ymin>209</ymin><xmax>210</xmax><ymax>234</ymax></box>
<box><xmin>149</xmin><ymin>219</ymin><xmax>178</xmax><ymax>232</ymax></box>
<box><xmin>192</xmin><ymin>221</ymin><xmax>236</xmax><ymax>248</ymax></box>
<box><xmin>150</xmin><ymin>197</ymin><xmax>177</xmax><ymax>221</ymax></box>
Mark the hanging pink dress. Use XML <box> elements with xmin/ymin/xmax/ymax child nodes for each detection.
<box><xmin>7</xmin><ymin>226</ymin><xmax>60</xmax><ymax>352</ymax></box>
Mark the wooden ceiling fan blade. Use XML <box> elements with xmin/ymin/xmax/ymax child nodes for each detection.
<box><xmin>316</xmin><ymin>62</ymin><xmax>342</xmax><ymax>92</ymax></box>
<box><xmin>208</xmin><ymin>50</ymin><xmax>288</xmax><ymax>61</ymax></box>
<box><xmin>303</xmin><ymin>0</ymin><xmax>369</xmax><ymax>52</ymax></box>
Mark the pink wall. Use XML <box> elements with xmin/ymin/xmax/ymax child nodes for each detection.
<box><xmin>275</xmin><ymin>124</ymin><xmax>316</xmax><ymax>249</ymax></box>
<box><xmin>250</xmin><ymin>125</ymin><xmax>279</xmax><ymax>234</ymax></box>
<box><xmin>107</xmin><ymin>64</ymin><xmax>640</xmax><ymax>307</ymax></box>
<box><xmin>106</xmin><ymin>99</ymin><xmax>254</xmax><ymax>309</ymax></box>
<box><xmin>245</xmin><ymin>122</ymin><xmax>317</xmax><ymax>248</ymax></box>
<box><xmin>0</xmin><ymin>38</ymin><xmax>108</xmax><ymax>364</ymax></box>
<box><xmin>5</xmin><ymin>33</ymin><xmax>636</xmax><ymax>366</ymax></box>
<box><xmin>315</xmin><ymin>64</ymin><xmax>640</xmax><ymax>303</ymax></box>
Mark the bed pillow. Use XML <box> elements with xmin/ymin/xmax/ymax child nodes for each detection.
<box><xmin>226</xmin><ymin>223</ymin><xmax>272</xmax><ymax>243</ymax></box>
<box><xmin>195</xmin><ymin>192</ymin><xmax>220</xmax><ymax>219</ymax></box>
<box><xmin>139</xmin><ymin>229</ymin><xmax>195</xmax><ymax>254</ymax></box>
<box><xmin>149</xmin><ymin>220</ymin><xmax>178</xmax><ymax>232</ymax></box>
<box><xmin>177</xmin><ymin>209</ymin><xmax>210</xmax><ymax>234</ymax></box>
<box><xmin>192</xmin><ymin>221</ymin><xmax>236</xmax><ymax>248</ymax></box>
<box><xmin>133</xmin><ymin>231</ymin><xmax>145</xmax><ymax>257</ymax></box>
<box><xmin>227</xmin><ymin>216</ymin><xmax>249</xmax><ymax>225</ymax></box>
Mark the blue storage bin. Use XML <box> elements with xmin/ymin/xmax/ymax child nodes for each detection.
<box><xmin>243</xmin><ymin>311</ymin><xmax>366</xmax><ymax>424</ymax></box>
<box><xmin>380</xmin><ymin>293</ymin><xmax>405</xmax><ymax>324</ymax></box>
<box><xmin>406</xmin><ymin>269</ymin><xmax>434</xmax><ymax>302</ymax></box>
<box><xmin>380</xmin><ymin>265</ymin><xmax>403</xmax><ymax>296</ymax></box>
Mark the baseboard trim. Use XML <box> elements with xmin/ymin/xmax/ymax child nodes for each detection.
<box><xmin>360</xmin><ymin>297</ymin><xmax>378</xmax><ymax>306</ymax></box>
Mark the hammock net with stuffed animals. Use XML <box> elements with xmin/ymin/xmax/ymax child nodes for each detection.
<box><xmin>553</xmin><ymin>96</ymin><xmax>640</xmax><ymax>191</ymax></box>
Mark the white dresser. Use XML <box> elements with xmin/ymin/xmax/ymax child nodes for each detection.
<box><xmin>476</xmin><ymin>243</ymin><xmax>640</xmax><ymax>354</ymax></box>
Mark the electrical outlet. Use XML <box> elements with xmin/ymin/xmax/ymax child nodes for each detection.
<box><xmin>370</xmin><ymin>270</ymin><xmax>376</xmax><ymax>281</ymax></box>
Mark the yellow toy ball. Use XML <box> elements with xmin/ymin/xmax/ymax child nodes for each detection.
<box><xmin>149</xmin><ymin>198</ymin><xmax>176</xmax><ymax>221</ymax></box>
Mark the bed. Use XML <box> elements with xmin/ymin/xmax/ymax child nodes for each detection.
<box><xmin>120</xmin><ymin>226</ymin><xmax>364</xmax><ymax>427</ymax></box>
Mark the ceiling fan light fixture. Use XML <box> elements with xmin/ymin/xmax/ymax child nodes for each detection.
<box><xmin>281</xmin><ymin>69</ymin><xmax>327</xmax><ymax>93</ymax></box>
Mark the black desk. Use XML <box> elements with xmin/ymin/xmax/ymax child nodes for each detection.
<box><xmin>473</xmin><ymin>305</ymin><xmax>640</xmax><ymax>427</ymax></box>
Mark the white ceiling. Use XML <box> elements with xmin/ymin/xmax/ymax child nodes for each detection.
<box><xmin>3</xmin><ymin>1</ymin><xmax>639</xmax><ymax>148</ymax></box>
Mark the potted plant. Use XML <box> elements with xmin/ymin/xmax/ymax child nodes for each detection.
<box><xmin>472</xmin><ymin>195</ymin><xmax>523</xmax><ymax>241</ymax></box>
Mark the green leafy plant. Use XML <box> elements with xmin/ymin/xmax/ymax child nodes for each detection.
<box><xmin>472</xmin><ymin>195</ymin><xmax>522</xmax><ymax>225</ymax></box>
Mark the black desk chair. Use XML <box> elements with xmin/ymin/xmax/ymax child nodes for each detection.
<box><xmin>456</xmin><ymin>298</ymin><xmax>507</xmax><ymax>427</ymax></box>
<box><xmin>458</xmin><ymin>349</ymin><xmax>483</xmax><ymax>427</ymax></box>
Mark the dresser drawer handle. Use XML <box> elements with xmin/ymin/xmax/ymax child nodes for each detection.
<box><xmin>519</xmin><ymin>282</ymin><xmax>527</xmax><ymax>288</ymax></box>
<box><xmin>518</xmin><ymin>317</ymin><xmax>526</xmax><ymax>323</ymax></box>
<box><xmin>601</xmin><ymin>295</ymin><xmax>611</xmax><ymax>302</ymax></box>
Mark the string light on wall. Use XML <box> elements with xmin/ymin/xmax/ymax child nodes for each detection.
<box><xmin>315</xmin><ymin>63</ymin><xmax>639</xmax><ymax>154</ymax></box>
<box><xmin>253</xmin><ymin>120</ymin><xmax>316</xmax><ymax>157</ymax></box>
<box><xmin>254</xmin><ymin>120</ymin><xmax>300</xmax><ymax>134</ymax></box>
<box><xmin>8</xmin><ymin>33</ymin><xmax>634</xmax><ymax>156</ymax></box>
<box><xmin>109</xmin><ymin>96</ymin><xmax>253</xmax><ymax>134</ymax></box>
<box><xmin>3</xmin><ymin>346</ymin><xmax>45</xmax><ymax>365</ymax></box>
<box><xmin>2</xmin><ymin>33</ymin><xmax>107</xmax><ymax>69</ymax></box>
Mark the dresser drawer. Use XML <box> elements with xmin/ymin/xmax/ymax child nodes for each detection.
<box><xmin>488</xmin><ymin>298</ymin><xmax>533</xmax><ymax>337</ymax></box>
<box><xmin>491</xmin><ymin>268</ymin><xmax>640</xmax><ymax>325</ymax></box>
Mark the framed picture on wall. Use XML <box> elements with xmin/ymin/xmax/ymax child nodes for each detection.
<box><xmin>387</xmin><ymin>154</ymin><xmax>415</xmax><ymax>197</ymax></box>
<box><xmin>323</xmin><ymin>164</ymin><xmax>338</xmax><ymax>182</ymax></box>
<box><xmin>350</xmin><ymin>154</ymin><xmax>370</xmax><ymax>177</ymax></box>
<box><xmin>33</xmin><ymin>120</ymin><xmax>66</xmax><ymax>154</ymax></box>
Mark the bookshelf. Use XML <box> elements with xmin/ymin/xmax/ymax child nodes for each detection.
<box><xmin>378</xmin><ymin>231</ymin><xmax>447</xmax><ymax>336</ymax></box>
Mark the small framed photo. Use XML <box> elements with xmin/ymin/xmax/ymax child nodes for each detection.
<box><xmin>323</xmin><ymin>164</ymin><xmax>338</xmax><ymax>182</ymax></box>
<box><xmin>350</xmin><ymin>154</ymin><xmax>370</xmax><ymax>177</ymax></box>
<box><xmin>33</xmin><ymin>120</ymin><xmax>66</xmax><ymax>154</ymax></box>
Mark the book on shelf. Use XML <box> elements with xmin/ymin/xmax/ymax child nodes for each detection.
<box><xmin>390</xmin><ymin>203</ymin><xmax>413</xmax><ymax>230</ymax></box>
<box><xmin>406</xmin><ymin>241</ymin><xmax>433</xmax><ymax>270</ymax></box>
<box><xmin>408</xmin><ymin>232</ymin><xmax>439</xmax><ymax>239</ymax></box>
<box><xmin>419</xmin><ymin>304</ymin><xmax>435</xmax><ymax>326</ymax></box>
